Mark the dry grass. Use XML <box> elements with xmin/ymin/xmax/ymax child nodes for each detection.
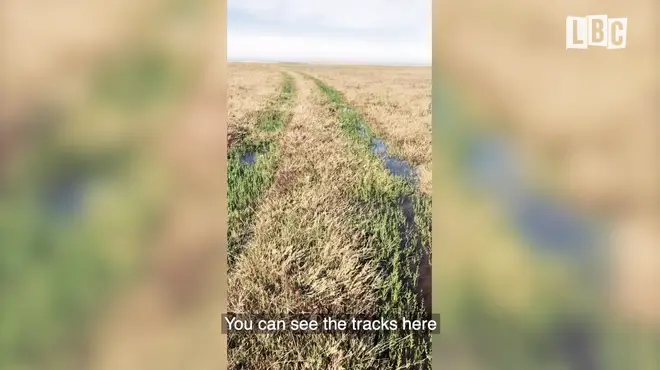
<box><xmin>434</xmin><ymin>0</ymin><xmax>659</xmax><ymax>330</ymax></box>
<box><xmin>228</xmin><ymin>63</ymin><xmax>285</xmax><ymax>142</ymax></box>
<box><xmin>1</xmin><ymin>0</ymin><xmax>162</xmax><ymax>112</ymax></box>
<box><xmin>431</xmin><ymin>0</ymin><xmax>659</xmax><ymax>367</ymax></box>
<box><xmin>227</xmin><ymin>69</ymin><xmax>431</xmax><ymax>368</ymax></box>
<box><xmin>1</xmin><ymin>1</ymin><xmax>227</xmax><ymax>369</ymax></box>
<box><xmin>228</xmin><ymin>63</ymin><xmax>283</xmax><ymax>116</ymax></box>
<box><xmin>229</xmin><ymin>75</ymin><xmax>381</xmax><ymax>307</ymax></box>
<box><xmin>228</xmin><ymin>74</ymin><xmax>383</xmax><ymax>369</ymax></box>
<box><xmin>298</xmin><ymin>65</ymin><xmax>432</xmax><ymax>195</ymax></box>
<box><xmin>227</xmin><ymin>71</ymin><xmax>295</xmax><ymax>261</ymax></box>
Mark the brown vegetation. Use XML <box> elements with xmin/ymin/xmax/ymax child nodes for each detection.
<box><xmin>298</xmin><ymin>65</ymin><xmax>433</xmax><ymax>195</ymax></box>
<box><xmin>227</xmin><ymin>64</ymin><xmax>432</xmax><ymax>368</ymax></box>
<box><xmin>433</xmin><ymin>0</ymin><xmax>659</xmax><ymax>330</ymax></box>
<box><xmin>228</xmin><ymin>63</ymin><xmax>284</xmax><ymax>147</ymax></box>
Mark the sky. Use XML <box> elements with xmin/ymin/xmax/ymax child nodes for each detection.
<box><xmin>227</xmin><ymin>0</ymin><xmax>431</xmax><ymax>65</ymax></box>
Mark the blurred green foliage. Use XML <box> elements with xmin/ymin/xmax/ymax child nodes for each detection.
<box><xmin>0</xmin><ymin>37</ymin><xmax>192</xmax><ymax>368</ymax></box>
<box><xmin>432</xmin><ymin>75</ymin><xmax>659</xmax><ymax>370</ymax></box>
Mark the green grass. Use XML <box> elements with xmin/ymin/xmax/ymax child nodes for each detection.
<box><xmin>308</xmin><ymin>74</ymin><xmax>433</xmax><ymax>369</ymax></box>
<box><xmin>93</xmin><ymin>47</ymin><xmax>186</xmax><ymax>112</ymax></box>
<box><xmin>255</xmin><ymin>110</ymin><xmax>286</xmax><ymax>132</ymax></box>
<box><xmin>228</xmin><ymin>137</ymin><xmax>278</xmax><ymax>262</ymax></box>
<box><xmin>280</xmin><ymin>73</ymin><xmax>295</xmax><ymax>101</ymax></box>
<box><xmin>430</xmin><ymin>76</ymin><xmax>660</xmax><ymax>370</ymax></box>
<box><xmin>0</xmin><ymin>47</ymin><xmax>182</xmax><ymax>369</ymax></box>
<box><xmin>228</xmin><ymin>73</ymin><xmax>296</xmax><ymax>265</ymax></box>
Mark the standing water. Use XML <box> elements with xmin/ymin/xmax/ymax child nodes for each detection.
<box><xmin>239</xmin><ymin>152</ymin><xmax>257</xmax><ymax>165</ymax></box>
<box><xmin>356</xmin><ymin>118</ymin><xmax>418</xmax><ymax>185</ymax></box>
<box><xmin>461</xmin><ymin>132</ymin><xmax>604</xmax><ymax>264</ymax></box>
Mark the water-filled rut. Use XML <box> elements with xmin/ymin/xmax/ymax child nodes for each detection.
<box><xmin>305</xmin><ymin>72</ymin><xmax>433</xmax><ymax>366</ymax></box>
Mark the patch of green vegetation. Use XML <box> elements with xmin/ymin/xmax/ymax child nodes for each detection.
<box><xmin>280</xmin><ymin>72</ymin><xmax>295</xmax><ymax>102</ymax></box>
<box><xmin>0</xmin><ymin>42</ymin><xmax>186</xmax><ymax>369</ymax></box>
<box><xmin>310</xmin><ymin>74</ymin><xmax>433</xmax><ymax>369</ymax></box>
<box><xmin>253</xmin><ymin>74</ymin><xmax>295</xmax><ymax>133</ymax></box>
<box><xmin>255</xmin><ymin>110</ymin><xmax>288</xmax><ymax>132</ymax></box>
<box><xmin>0</xmin><ymin>114</ymin><xmax>162</xmax><ymax>369</ymax></box>
<box><xmin>227</xmin><ymin>73</ymin><xmax>296</xmax><ymax>266</ymax></box>
<box><xmin>228</xmin><ymin>138</ymin><xmax>277</xmax><ymax>262</ymax></box>
<box><xmin>93</xmin><ymin>48</ymin><xmax>185</xmax><ymax>111</ymax></box>
<box><xmin>430</xmin><ymin>76</ymin><xmax>660</xmax><ymax>370</ymax></box>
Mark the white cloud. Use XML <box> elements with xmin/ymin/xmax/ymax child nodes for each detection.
<box><xmin>227</xmin><ymin>0</ymin><xmax>431</xmax><ymax>65</ymax></box>
<box><xmin>228</xmin><ymin>34</ymin><xmax>430</xmax><ymax>65</ymax></box>
<box><xmin>230</xmin><ymin>0</ymin><xmax>428</xmax><ymax>31</ymax></box>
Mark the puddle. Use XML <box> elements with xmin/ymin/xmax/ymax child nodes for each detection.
<box><xmin>45</xmin><ymin>176</ymin><xmax>87</xmax><ymax>218</ymax></box>
<box><xmin>366</xmin><ymin>132</ymin><xmax>418</xmax><ymax>184</ymax></box>
<box><xmin>398</xmin><ymin>195</ymin><xmax>417</xmax><ymax>254</ymax></box>
<box><xmin>352</xmin><ymin>113</ymin><xmax>430</xmax><ymax>315</ymax></box>
<box><xmin>555</xmin><ymin>320</ymin><xmax>601</xmax><ymax>370</ymax></box>
<box><xmin>400</xmin><ymin>195</ymin><xmax>415</xmax><ymax>227</ymax></box>
<box><xmin>240</xmin><ymin>152</ymin><xmax>257</xmax><ymax>165</ymax></box>
<box><xmin>399</xmin><ymin>195</ymin><xmax>431</xmax><ymax>315</ymax></box>
<box><xmin>351</xmin><ymin>116</ymin><xmax>418</xmax><ymax>184</ymax></box>
<box><xmin>461</xmin><ymin>132</ymin><xmax>605</xmax><ymax>276</ymax></box>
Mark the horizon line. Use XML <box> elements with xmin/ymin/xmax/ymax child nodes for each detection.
<box><xmin>228</xmin><ymin>59</ymin><xmax>431</xmax><ymax>67</ymax></box>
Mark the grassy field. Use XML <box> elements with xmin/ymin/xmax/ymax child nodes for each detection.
<box><xmin>432</xmin><ymin>0</ymin><xmax>659</xmax><ymax>368</ymax></box>
<box><xmin>1</xmin><ymin>1</ymin><xmax>226</xmax><ymax>368</ymax></box>
<box><xmin>227</xmin><ymin>63</ymin><xmax>432</xmax><ymax>369</ymax></box>
<box><xmin>293</xmin><ymin>65</ymin><xmax>432</xmax><ymax>195</ymax></box>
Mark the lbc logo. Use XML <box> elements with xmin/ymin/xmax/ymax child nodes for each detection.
<box><xmin>566</xmin><ymin>15</ymin><xmax>627</xmax><ymax>49</ymax></box>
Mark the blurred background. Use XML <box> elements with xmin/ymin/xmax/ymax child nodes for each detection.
<box><xmin>1</xmin><ymin>0</ymin><xmax>657</xmax><ymax>369</ymax></box>
<box><xmin>1</xmin><ymin>1</ymin><xmax>225</xmax><ymax>369</ymax></box>
<box><xmin>433</xmin><ymin>0</ymin><xmax>658</xmax><ymax>369</ymax></box>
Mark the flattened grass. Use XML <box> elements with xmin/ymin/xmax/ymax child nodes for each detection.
<box><xmin>309</xmin><ymin>74</ymin><xmax>433</xmax><ymax>368</ymax></box>
<box><xmin>228</xmin><ymin>75</ymin><xmax>386</xmax><ymax>369</ymax></box>
<box><xmin>228</xmin><ymin>72</ymin><xmax>431</xmax><ymax>369</ymax></box>
<box><xmin>228</xmin><ymin>73</ymin><xmax>295</xmax><ymax>264</ymax></box>
<box><xmin>299</xmin><ymin>65</ymin><xmax>432</xmax><ymax>195</ymax></box>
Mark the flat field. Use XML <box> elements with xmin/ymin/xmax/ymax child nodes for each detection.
<box><xmin>432</xmin><ymin>0</ymin><xmax>659</xmax><ymax>367</ymax></box>
<box><xmin>227</xmin><ymin>63</ymin><xmax>432</xmax><ymax>369</ymax></box>
<box><xmin>434</xmin><ymin>0</ymin><xmax>659</xmax><ymax>327</ymax></box>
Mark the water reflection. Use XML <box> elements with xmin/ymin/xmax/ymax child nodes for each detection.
<box><xmin>462</xmin><ymin>133</ymin><xmax>601</xmax><ymax>262</ymax></box>
<box><xmin>355</xmin><ymin>117</ymin><xmax>418</xmax><ymax>185</ymax></box>
<box><xmin>372</xmin><ymin>138</ymin><xmax>418</xmax><ymax>183</ymax></box>
<box><xmin>45</xmin><ymin>176</ymin><xmax>87</xmax><ymax>219</ymax></box>
<box><xmin>240</xmin><ymin>152</ymin><xmax>257</xmax><ymax>165</ymax></box>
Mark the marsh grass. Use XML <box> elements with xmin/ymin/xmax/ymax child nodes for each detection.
<box><xmin>0</xmin><ymin>47</ymin><xmax>184</xmax><ymax>369</ymax></box>
<box><xmin>429</xmin><ymin>79</ymin><xmax>644</xmax><ymax>369</ymax></box>
<box><xmin>228</xmin><ymin>73</ymin><xmax>295</xmax><ymax>265</ymax></box>
<box><xmin>307</xmin><ymin>74</ymin><xmax>432</xmax><ymax>368</ymax></box>
<box><xmin>228</xmin><ymin>74</ymin><xmax>385</xmax><ymax>369</ymax></box>
<box><xmin>297</xmin><ymin>66</ymin><xmax>432</xmax><ymax>195</ymax></box>
<box><xmin>228</xmin><ymin>137</ymin><xmax>277</xmax><ymax>261</ymax></box>
<box><xmin>227</xmin><ymin>70</ymin><xmax>432</xmax><ymax>369</ymax></box>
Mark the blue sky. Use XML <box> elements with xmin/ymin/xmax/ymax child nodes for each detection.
<box><xmin>227</xmin><ymin>0</ymin><xmax>431</xmax><ymax>65</ymax></box>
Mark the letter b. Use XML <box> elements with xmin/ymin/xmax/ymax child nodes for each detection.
<box><xmin>587</xmin><ymin>15</ymin><xmax>608</xmax><ymax>47</ymax></box>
